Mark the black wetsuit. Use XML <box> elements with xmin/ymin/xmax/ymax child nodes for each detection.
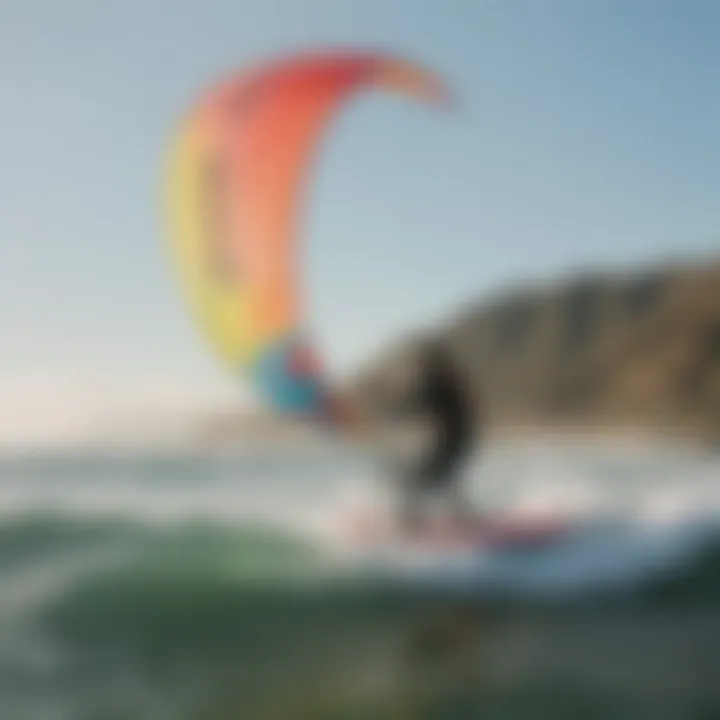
<box><xmin>415</xmin><ymin>350</ymin><xmax>472</xmax><ymax>482</ymax></box>
<box><xmin>397</xmin><ymin>343</ymin><xmax>475</xmax><ymax>526</ymax></box>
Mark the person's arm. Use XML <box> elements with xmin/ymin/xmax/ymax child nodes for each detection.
<box><xmin>377</xmin><ymin>391</ymin><xmax>424</xmax><ymax>420</ymax></box>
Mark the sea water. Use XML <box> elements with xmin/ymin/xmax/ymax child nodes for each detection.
<box><xmin>0</xmin><ymin>439</ymin><xmax>718</xmax><ymax>718</ymax></box>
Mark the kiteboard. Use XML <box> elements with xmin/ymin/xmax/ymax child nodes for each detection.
<box><xmin>342</xmin><ymin>509</ymin><xmax>572</xmax><ymax>555</ymax></box>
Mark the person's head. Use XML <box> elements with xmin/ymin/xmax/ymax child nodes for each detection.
<box><xmin>415</xmin><ymin>335</ymin><xmax>454</xmax><ymax>375</ymax></box>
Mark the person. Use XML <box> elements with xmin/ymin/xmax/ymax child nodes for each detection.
<box><xmin>382</xmin><ymin>338</ymin><xmax>477</xmax><ymax>533</ymax></box>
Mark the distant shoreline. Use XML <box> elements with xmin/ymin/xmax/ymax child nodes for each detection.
<box><xmin>1</xmin><ymin>418</ymin><xmax>716</xmax><ymax>458</ymax></box>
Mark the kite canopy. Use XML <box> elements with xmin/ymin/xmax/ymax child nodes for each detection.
<box><xmin>166</xmin><ymin>49</ymin><xmax>449</xmax><ymax>420</ymax></box>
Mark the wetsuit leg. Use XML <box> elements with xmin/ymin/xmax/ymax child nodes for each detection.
<box><xmin>397</xmin><ymin>469</ymin><xmax>430</xmax><ymax>533</ymax></box>
<box><xmin>420</xmin><ymin>440</ymin><xmax>473</xmax><ymax>527</ymax></box>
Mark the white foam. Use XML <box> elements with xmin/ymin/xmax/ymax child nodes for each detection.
<box><xmin>0</xmin><ymin>441</ymin><xmax>718</xmax><ymax>594</ymax></box>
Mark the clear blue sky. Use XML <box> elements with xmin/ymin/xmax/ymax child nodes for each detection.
<box><xmin>2</xmin><ymin>0</ymin><xmax>720</xmax><ymax>429</ymax></box>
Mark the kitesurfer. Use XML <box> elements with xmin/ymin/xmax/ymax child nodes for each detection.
<box><xmin>385</xmin><ymin>338</ymin><xmax>478</xmax><ymax>534</ymax></box>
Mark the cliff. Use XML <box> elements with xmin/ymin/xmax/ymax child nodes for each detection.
<box><xmin>353</xmin><ymin>259</ymin><xmax>720</xmax><ymax>444</ymax></box>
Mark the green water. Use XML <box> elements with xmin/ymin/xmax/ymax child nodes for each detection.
<box><xmin>0</xmin><ymin>516</ymin><xmax>714</xmax><ymax>719</ymax></box>
<box><xmin>1</xmin><ymin>443</ymin><xmax>719</xmax><ymax>718</ymax></box>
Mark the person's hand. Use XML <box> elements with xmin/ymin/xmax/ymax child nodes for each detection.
<box><xmin>323</xmin><ymin>393</ymin><xmax>372</xmax><ymax>440</ymax></box>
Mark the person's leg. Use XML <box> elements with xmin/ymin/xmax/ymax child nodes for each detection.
<box><xmin>437</xmin><ymin>463</ymin><xmax>477</xmax><ymax>530</ymax></box>
<box><xmin>395</xmin><ymin>472</ymin><xmax>424</xmax><ymax>534</ymax></box>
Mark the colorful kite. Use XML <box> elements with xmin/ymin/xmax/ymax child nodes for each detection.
<box><xmin>166</xmin><ymin>48</ymin><xmax>449</xmax><ymax>422</ymax></box>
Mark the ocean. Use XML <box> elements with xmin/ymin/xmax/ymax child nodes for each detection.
<box><xmin>0</xmin><ymin>438</ymin><xmax>718</xmax><ymax>718</ymax></box>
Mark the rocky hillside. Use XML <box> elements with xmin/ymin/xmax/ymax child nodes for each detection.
<box><xmin>354</xmin><ymin>259</ymin><xmax>720</xmax><ymax>444</ymax></box>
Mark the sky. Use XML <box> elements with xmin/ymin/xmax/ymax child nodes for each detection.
<box><xmin>2</xmin><ymin>0</ymin><xmax>720</xmax><ymax>441</ymax></box>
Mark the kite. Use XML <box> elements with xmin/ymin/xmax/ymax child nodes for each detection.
<box><xmin>166</xmin><ymin>48</ymin><xmax>449</xmax><ymax>422</ymax></box>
